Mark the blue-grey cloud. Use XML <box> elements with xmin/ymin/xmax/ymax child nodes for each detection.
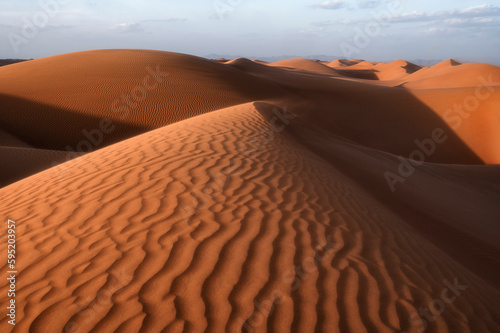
<box><xmin>390</xmin><ymin>4</ymin><xmax>500</xmax><ymax>23</ymax></box>
<box><xmin>142</xmin><ymin>18</ymin><xmax>188</xmax><ymax>23</ymax></box>
<box><xmin>311</xmin><ymin>1</ymin><xmax>344</xmax><ymax>10</ymax></box>
<box><xmin>113</xmin><ymin>22</ymin><xmax>143</xmax><ymax>33</ymax></box>
<box><xmin>357</xmin><ymin>0</ymin><xmax>381</xmax><ymax>9</ymax></box>
<box><xmin>313</xmin><ymin>4</ymin><xmax>500</xmax><ymax>26</ymax></box>
<box><xmin>41</xmin><ymin>24</ymin><xmax>76</xmax><ymax>31</ymax></box>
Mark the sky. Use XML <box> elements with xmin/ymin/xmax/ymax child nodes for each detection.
<box><xmin>1</xmin><ymin>0</ymin><xmax>500</xmax><ymax>63</ymax></box>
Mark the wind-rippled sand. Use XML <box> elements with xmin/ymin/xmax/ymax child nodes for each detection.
<box><xmin>0</xmin><ymin>50</ymin><xmax>499</xmax><ymax>332</ymax></box>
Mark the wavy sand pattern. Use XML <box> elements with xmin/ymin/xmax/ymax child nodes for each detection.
<box><xmin>0</xmin><ymin>50</ymin><xmax>499</xmax><ymax>332</ymax></box>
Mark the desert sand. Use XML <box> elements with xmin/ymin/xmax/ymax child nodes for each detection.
<box><xmin>0</xmin><ymin>50</ymin><xmax>499</xmax><ymax>332</ymax></box>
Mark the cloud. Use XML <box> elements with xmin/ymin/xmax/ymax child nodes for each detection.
<box><xmin>441</xmin><ymin>16</ymin><xmax>500</xmax><ymax>29</ymax></box>
<box><xmin>391</xmin><ymin>4</ymin><xmax>500</xmax><ymax>24</ymax></box>
<box><xmin>299</xmin><ymin>27</ymin><xmax>326</xmax><ymax>37</ymax></box>
<box><xmin>142</xmin><ymin>18</ymin><xmax>187</xmax><ymax>23</ymax></box>
<box><xmin>41</xmin><ymin>25</ymin><xmax>76</xmax><ymax>32</ymax></box>
<box><xmin>421</xmin><ymin>27</ymin><xmax>449</xmax><ymax>35</ymax></box>
<box><xmin>312</xmin><ymin>4</ymin><xmax>500</xmax><ymax>27</ymax></box>
<box><xmin>113</xmin><ymin>22</ymin><xmax>143</xmax><ymax>33</ymax></box>
<box><xmin>357</xmin><ymin>0</ymin><xmax>381</xmax><ymax>9</ymax></box>
<box><xmin>460</xmin><ymin>4</ymin><xmax>500</xmax><ymax>17</ymax></box>
<box><xmin>311</xmin><ymin>1</ymin><xmax>344</xmax><ymax>10</ymax></box>
<box><xmin>312</xmin><ymin>19</ymin><xmax>352</xmax><ymax>27</ymax></box>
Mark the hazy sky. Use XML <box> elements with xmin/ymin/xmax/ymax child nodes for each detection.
<box><xmin>1</xmin><ymin>0</ymin><xmax>500</xmax><ymax>63</ymax></box>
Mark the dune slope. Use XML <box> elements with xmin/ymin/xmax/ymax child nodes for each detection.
<box><xmin>1</xmin><ymin>103</ymin><xmax>499</xmax><ymax>333</ymax></box>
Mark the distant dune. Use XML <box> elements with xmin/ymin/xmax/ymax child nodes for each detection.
<box><xmin>405</xmin><ymin>62</ymin><xmax>500</xmax><ymax>88</ymax></box>
<box><xmin>328</xmin><ymin>59</ymin><xmax>364</xmax><ymax>67</ymax></box>
<box><xmin>0</xmin><ymin>50</ymin><xmax>499</xmax><ymax>332</ymax></box>
<box><xmin>269</xmin><ymin>58</ymin><xmax>340</xmax><ymax>75</ymax></box>
<box><xmin>371</xmin><ymin>60</ymin><xmax>422</xmax><ymax>80</ymax></box>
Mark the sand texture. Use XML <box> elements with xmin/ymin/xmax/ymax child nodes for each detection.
<box><xmin>0</xmin><ymin>50</ymin><xmax>499</xmax><ymax>332</ymax></box>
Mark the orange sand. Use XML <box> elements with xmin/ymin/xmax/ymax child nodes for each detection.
<box><xmin>0</xmin><ymin>50</ymin><xmax>499</xmax><ymax>332</ymax></box>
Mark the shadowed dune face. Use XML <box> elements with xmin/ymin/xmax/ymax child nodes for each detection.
<box><xmin>232</xmin><ymin>65</ymin><xmax>486</xmax><ymax>165</ymax></box>
<box><xmin>0</xmin><ymin>94</ymin><xmax>149</xmax><ymax>150</ymax></box>
<box><xmin>255</xmin><ymin>101</ymin><xmax>500</xmax><ymax>289</ymax></box>
<box><xmin>0</xmin><ymin>59</ymin><xmax>29</xmax><ymax>67</ymax></box>
<box><xmin>0</xmin><ymin>50</ymin><xmax>499</xmax><ymax>332</ymax></box>
<box><xmin>236</xmin><ymin>58</ymin><xmax>500</xmax><ymax>165</ymax></box>
<box><xmin>0</xmin><ymin>147</ymin><xmax>69</xmax><ymax>187</ymax></box>
<box><xmin>409</xmin><ymin>87</ymin><xmax>500</xmax><ymax>164</ymax></box>
<box><xmin>254</xmin><ymin>92</ymin><xmax>484</xmax><ymax>165</ymax></box>
<box><xmin>0</xmin><ymin>130</ymin><xmax>32</xmax><ymax>148</ymax></box>
<box><xmin>333</xmin><ymin>69</ymin><xmax>379</xmax><ymax>80</ymax></box>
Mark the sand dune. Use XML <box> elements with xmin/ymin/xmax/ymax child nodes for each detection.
<box><xmin>228</xmin><ymin>71</ymin><xmax>487</xmax><ymax>165</ymax></box>
<box><xmin>409</xmin><ymin>87</ymin><xmax>500</xmax><ymax>164</ymax></box>
<box><xmin>431</xmin><ymin>59</ymin><xmax>462</xmax><ymax>70</ymax></box>
<box><xmin>0</xmin><ymin>49</ymin><xmax>287</xmax><ymax>150</ymax></box>
<box><xmin>1</xmin><ymin>103</ymin><xmax>499</xmax><ymax>332</ymax></box>
<box><xmin>213</xmin><ymin>58</ymin><xmax>230</xmax><ymax>63</ymax></box>
<box><xmin>401</xmin><ymin>59</ymin><xmax>462</xmax><ymax>84</ymax></box>
<box><xmin>333</xmin><ymin>61</ymin><xmax>375</xmax><ymax>70</ymax></box>
<box><xmin>404</xmin><ymin>62</ymin><xmax>500</xmax><ymax>89</ymax></box>
<box><xmin>268</xmin><ymin>58</ymin><xmax>340</xmax><ymax>75</ymax></box>
<box><xmin>326</xmin><ymin>59</ymin><xmax>422</xmax><ymax>82</ymax></box>
<box><xmin>328</xmin><ymin>59</ymin><xmax>364</xmax><ymax>68</ymax></box>
<box><xmin>372</xmin><ymin>60</ymin><xmax>422</xmax><ymax>81</ymax></box>
<box><xmin>263</xmin><ymin>58</ymin><xmax>378</xmax><ymax>80</ymax></box>
<box><xmin>0</xmin><ymin>50</ymin><xmax>499</xmax><ymax>332</ymax></box>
